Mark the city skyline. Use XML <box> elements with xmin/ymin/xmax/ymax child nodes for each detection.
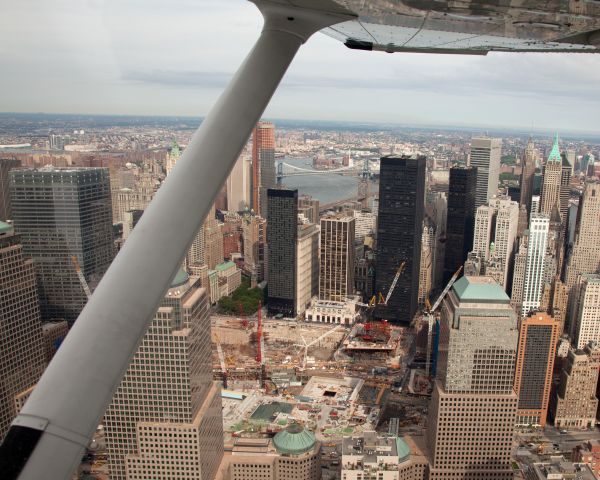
<box><xmin>2</xmin><ymin>1</ymin><xmax>600</xmax><ymax>132</ymax></box>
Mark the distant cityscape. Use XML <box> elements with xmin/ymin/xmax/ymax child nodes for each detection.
<box><xmin>2</xmin><ymin>112</ymin><xmax>600</xmax><ymax>480</ymax></box>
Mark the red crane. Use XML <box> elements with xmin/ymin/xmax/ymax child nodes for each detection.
<box><xmin>239</xmin><ymin>302</ymin><xmax>248</xmax><ymax>328</ymax></box>
<box><xmin>255</xmin><ymin>301</ymin><xmax>262</xmax><ymax>364</ymax></box>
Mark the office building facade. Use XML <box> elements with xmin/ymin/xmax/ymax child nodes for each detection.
<box><xmin>104</xmin><ymin>271</ymin><xmax>222</xmax><ymax>480</ymax></box>
<box><xmin>469</xmin><ymin>138</ymin><xmax>502</xmax><ymax>208</ymax></box>
<box><xmin>252</xmin><ymin>121</ymin><xmax>276</xmax><ymax>217</ymax></box>
<box><xmin>0</xmin><ymin>158</ymin><xmax>21</xmax><ymax>221</ymax></box>
<box><xmin>571</xmin><ymin>274</ymin><xmax>600</xmax><ymax>349</ymax></box>
<box><xmin>521</xmin><ymin>214</ymin><xmax>550</xmax><ymax>317</ymax></box>
<box><xmin>9</xmin><ymin>167</ymin><xmax>114</xmax><ymax>323</ymax></box>
<box><xmin>0</xmin><ymin>222</ymin><xmax>46</xmax><ymax>441</ymax></box>
<box><xmin>375</xmin><ymin>155</ymin><xmax>426</xmax><ymax>323</ymax></box>
<box><xmin>551</xmin><ymin>342</ymin><xmax>600</xmax><ymax>430</ymax></box>
<box><xmin>514</xmin><ymin>312</ymin><xmax>559</xmax><ymax>427</ymax></box>
<box><xmin>267</xmin><ymin>188</ymin><xmax>298</xmax><ymax>317</ymax></box>
<box><xmin>296</xmin><ymin>219</ymin><xmax>319</xmax><ymax>315</ymax></box>
<box><xmin>444</xmin><ymin>165</ymin><xmax>477</xmax><ymax>283</ymax></box>
<box><xmin>519</xmin><ymin>139</ymin><xmax>537</xmax><ymax>216</ymax></box>
<box><xmin>319</xmin><ymin>213</ymin><xmax>355</xmax><ymax>302</ymax></box>
<box><xmin>427</xmin><ymin>276</ymin><xmax>518</xmax><ymax>480</ymax></box>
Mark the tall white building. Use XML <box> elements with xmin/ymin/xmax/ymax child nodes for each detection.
<box><xmin>471</xmin><ymin>197</ymin><xmax>519</xmax><ymax>290</ymax></box>
<box><xmin>104</xmin><ymin>270</ymin><xmax>223</xmax><ymax>480</ymax></box>
<box><xmin>296</xmin><ymin>218</ymin><xmax>319</xmax><ymax>315</ymax></box>
<box><xmin>352</xmin><ymin>209</ymin><xmax>377</xmax><ymax>242</ymax></box>
<box><xmin>521</xmin><ymin>214</ymin><xmax>550</xmax><ymax>316</ymax></box>
<box><xmin>571</xmin><ymin>274</ymin><xmax>600</xmax><ymax>349</ymax></box>
<box><xmin>469</xmin><ymin>137</ymin><xmax>502</xmax><ymax>208</ymax></box>
<box><xmin>226</xmin><ymin>151</ymin><xmax>251</xmax><ymax>212</ymax></box>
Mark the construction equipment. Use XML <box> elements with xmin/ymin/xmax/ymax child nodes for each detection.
<box><xmin>215</xmin><ymin>333</ymin><xmax>228</xmax><ymax>389</ymax></box>
<box><xmin>356</xmin><ymin>262</ymin><xmax>406</xmax><ymax>308</ymax></box>
<box><xmin>71</xmin><ymin>256</ymin><xmax>92</xmax><ymax>300</ymax></box>
<box><xmin>294</xmin><ymin>324</ymin><xmax>343</xmax><ymax>369</ymax></box>
<box><xmin>239</xmin><ymin>302</ymin><xmax>248</xmax><ymax>329</ymax></box>
<box><xmin>424</xmin><ymin>266</ymin><xmax>463</xmax><ymax>377</ymax></box>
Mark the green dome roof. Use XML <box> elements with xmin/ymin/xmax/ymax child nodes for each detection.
<box><xmin>273</xmin><ymin>424</ymin><xmax>316</xmax><ymax>455</ymax></box>
<box><xmin>170</xmin><ymin>268</ymin><xmax>189</xmax><ymax>288</ymax></box>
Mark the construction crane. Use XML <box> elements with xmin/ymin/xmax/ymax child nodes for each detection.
<box><xmin>424</xmin><ymin>266</ymin><xmax>463</xmax><ymax>377</ymax></box>
<box><xmin>239</xmin><ymin>302</ymin><xmax>248</xmax><ymax>329</ymax></box>
<box><xmin>294</xmin><ymin>324</ymin><xmax>343</xmax><ymax>369</ymax></box>
<box><xmin>354</xmin><ymin>261</ymin><xmax>406</xmax><ymax>308</ymax></box>
<box><xmin>70</xmin><ymin>256</ymin><xmax>92</xmax><ymax>300</ymax></box>
<box><xmin>214</xmin><ymin>333</ymin><xmax>228</xmax><ymax>389</ymax></box>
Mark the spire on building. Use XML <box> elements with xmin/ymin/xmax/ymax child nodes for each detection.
<box><xmin>547</xmin><ymin>133</ymin><xmax>561</xmax><ymax>163</ymax></box>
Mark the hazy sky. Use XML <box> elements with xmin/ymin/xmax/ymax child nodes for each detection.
<box><xmin>2</xmin><ymin>0</ymin><xmax>600</xmax><ymax>132</ymax></box>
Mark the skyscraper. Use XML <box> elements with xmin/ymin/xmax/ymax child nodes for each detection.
<box><xmin>0</xmin><ymin>222</ymin><xmax>46</xmax><ymax>441</ymax></box>
<box><xmin>469</xmin><ymin>137</ymin><xmax>502</xmax><ymax>208</ymax></box>
<box><xmin>252</xmin><ymin>121</ymin><xmax>276</xmax><ymax>217</ymax></box>
<box><xmin>511</xmin><ymin>235</ymin><xmax>528</xmax><ymax>314</ymax></box>
<box><xmin>519</xmin><ymin>138</ymin><xmax>536</xmax><ymax>216</ymax></box>
<box><xmin>571</xmin><ymin>274</ymin><xmax>600</xmax><ymax>349</ymax></box>
<box><xmin>471</xmin><ymin>197</ymin><xmax>519</xmax><ymax>291</ymax></box>
<box><xmin>565</xmin><ymin>181</ymin><xmax>600</xmax><ymax>293</ymax></box>
<box><xmin>444</xmin><ymin>165</ymin><xmax>477</xmax><ymax>283</ymax></box>
<box><xmin>550</xmin><ymin>342</ymin><xmax>600</xmax><ymax>430</ymax></box>
<box><xmin>226</xmin><ymin>150</ymin><xmax>251</xmax><ymax>212</ymax></box>
<box><xmin>104</xmin><ymin>270</ymin><xmax>223</xmax><ymax>480</ymax></box>
<box><xmin>9</xmin><ymin>167</ymin><xmax>114</xmax><ymax>324</ymax></box>
<box><xmin>267</xmin><ymin>188</ymin><xmax>298</xmax><ymax>317</ymax></box>
<box><xmin>514</xmin><ymin>312</ymin><xmax>559</xmax><ymax>428</ymax></box>
<box><xmin>540</xmin><ymin>135</ymin><xmax>571</xmax><ymax>222</ymax></box>
<box><xmin>296</xmin><ymin>218</ymin><xmax>319</xmax><ymax>315</ymax></box>
<box><xmin>427</xmin><ymin>276</ymin><xmax>518</xmax><ymax>480</ymax></box>
<box><xmin>242</xmin><ymin>213</ymin><xmax>267</xmax><ymax>284</ymax></box>
<box><xmin>0</xmin><ymin>158</ymin><xmax>21</xmax><ymax>221</ymax></box>
<box><xmin>319</xmin><ymin>213</ymin><xmax>355</xmax><ymax>302</ymax></box>
<box><xmin>375</xmin><ymin>155</ymin><xmax>426</xmax><ymax>324</ymax></box>
<box><xmin>418</xmin><ymin>220</ymin><xmax>435</xmax><ymax>307</ymax></box>
<box><xmin>521</xmin><ymin>214</ymin><xmax>549</xmax><ymax>317</ymax></box>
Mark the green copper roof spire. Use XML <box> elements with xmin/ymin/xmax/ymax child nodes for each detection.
<box><xmin>171</xmin><ymin>140</ymin><xmax>180</xmax><ymax>158</ymax></box>
<box><xmin>547</xmin><ymin>133</ymin><xmax>561</xmax><ymax>163</ymax></box>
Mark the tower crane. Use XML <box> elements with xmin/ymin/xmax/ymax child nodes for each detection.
<box><xmin>353</xmin><ymin>261</ymin><xmax>406</xmax><ymax>308</ymax></box>
<box><xmin>294</xmin><ymin>324</ymin><xmax>343</xmax><ymax>369</ymax></box>
<box><xmin>214</xmin><ymin>333</ymin><xmax>228</xmax><ymax>389</ymax></box>
<box><xmin>70</xmin><ymin>256</ymin><xmax>92</xmax><ymax>300</ymax></box>
<box><xmin>424</xmin><ymin>266</ymin><xmax>462</xmax><ymax>377</ymax></box>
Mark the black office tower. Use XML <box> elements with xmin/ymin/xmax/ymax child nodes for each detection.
<box><xmin>0</xmin><ymin>158</ymin><xmax>21</xmax><ymax>221</ymax></box>
<box><xmin>375</xmin><ymin>155</ymin><xmax>426</xmax><ymax>324</ymax></box>
<box><xmin>9</xmin><ymin>167</ymin><xmax>115</xmax><ymax>324</ymax></box>
<box><xmin>443</xmin><ymin>165</ymin><xmax>477</xmax><ymax>283</ymax></box>
<box><xmin>267</xmin><ymin>188</ymin><xmax>297</xmax><ymax>317</ymax></box>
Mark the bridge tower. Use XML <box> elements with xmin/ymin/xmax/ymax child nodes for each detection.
<box><xmin>357</xmin><ymin>158</ymin><xmax>370</xmax><ymax>209</ymax></box>
<box><xmin>276</xmin><ymin>161</ymin><xmax>284</xmax><ymax>185</ymax></box>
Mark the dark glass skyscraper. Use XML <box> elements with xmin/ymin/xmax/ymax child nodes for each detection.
<box><xmin>444</xmin><ymin>166</ymin><xmax>477</xmax><ymax>283</ymax></box>
<box><xmin>0</xmin><ymin>158</ymin><xmax>21</xmax><ymax>221</ymax></box>
<box><xmin>375</xmin><ymin>155</ymin><xmax>426</xmax><ymax>324</ymax></box>
<box><xmin>267</xmin><ymin>188</ymin><xmax>297</xmax><ymax>317</ymax></box>
<box><xmin>9</xmin><ymin>167</ymin><xmax>115</xmax><ymax>324</ymax></box>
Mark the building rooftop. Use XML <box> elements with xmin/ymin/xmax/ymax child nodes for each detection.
<box><xmin>547</xmin><ymin>134</ymin><xmax>562</xmax><ymax>164</ymax></box>
<box><xmin>0</xmin><ymin>221</ymin><xmax>12</xmax><ymax>234</ymax></box>
<box><xmin>215</xmin><ymin>261</ymin><xmax>236</xmax><ymax>272</ymax></box>
<box><xmin>532</xmin><ymin>457</ymin><xmax>596</xmax><ymax>480</ymax></box>
<box><xmin>272</xmin><ymin>424</ymin><xmax>316</xmax><ymax>455</ymax></box>
<box><xmin>170</xmin><ymin>268</ymin><xmax>189</xmax><ymax>288</ymax></box>
<box><xmin>452</xmin><ymin>276</ymin><xmax>510</xmax><ymax>304</ymax></box>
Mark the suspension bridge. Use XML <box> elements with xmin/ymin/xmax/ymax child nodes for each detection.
<box><xmin>276</xmin><ymin>159</ymin><xmax>376</xmax><ymax>183</ymax></box>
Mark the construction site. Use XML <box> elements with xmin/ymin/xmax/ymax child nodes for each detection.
<box><xmin>210</xmin><ymin>263</ymin><xmax>464</xmax><ymax>445</ymax></box>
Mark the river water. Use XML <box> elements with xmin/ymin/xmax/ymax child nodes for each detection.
<box><xmin>278</xmin><ymin>156</ymin><xmax>361</xmax><ymax>205</ymax></box>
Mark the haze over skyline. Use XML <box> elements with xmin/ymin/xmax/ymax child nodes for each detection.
<box><xmin>2</xmin><ymin>0</ymin><xmax>600</xmax><ymax>132</ymax></box>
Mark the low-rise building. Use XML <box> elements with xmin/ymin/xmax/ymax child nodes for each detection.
<box><xmin>341</xmin><ymin>432</ymin><xmax>428</xmax><ymax>480</ymax></box>
<box><xmin>305</xmin><ymin>298</ymin><xmax>360</xmax><ymax>326</ymax></box>
<box><xmin>225</xmin><ymin>424</ymin><xmax>320</xmax><ymax>480</ymax></box>
<box><xmin>572</xmin><ymin>440</ymin><xmax>600</xmax><ymax>478</ymax></box>
<box><xmin>216</xmin><ymin>261</ymin><xmax>242</xmax><ymax>295</ymax></box>
<box><xmin>528</xmin><ymin>456</ymin><xmax>596</xmax><ymax>480</ymax></box>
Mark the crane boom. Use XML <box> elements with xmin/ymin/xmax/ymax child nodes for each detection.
<box><xmin>70</xmin><ymin>256</ymin><xmax>92</xmax><ymax>300</ymax></box>
<box><xmin>430</xmin><ymin>266</ymin><xmax>462</xmax><ymax>313</ymax></box>
<box><xmin>384</xmin><ymin>261</ymin><xmax>406</xmax><ymax>305</ymax></box>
